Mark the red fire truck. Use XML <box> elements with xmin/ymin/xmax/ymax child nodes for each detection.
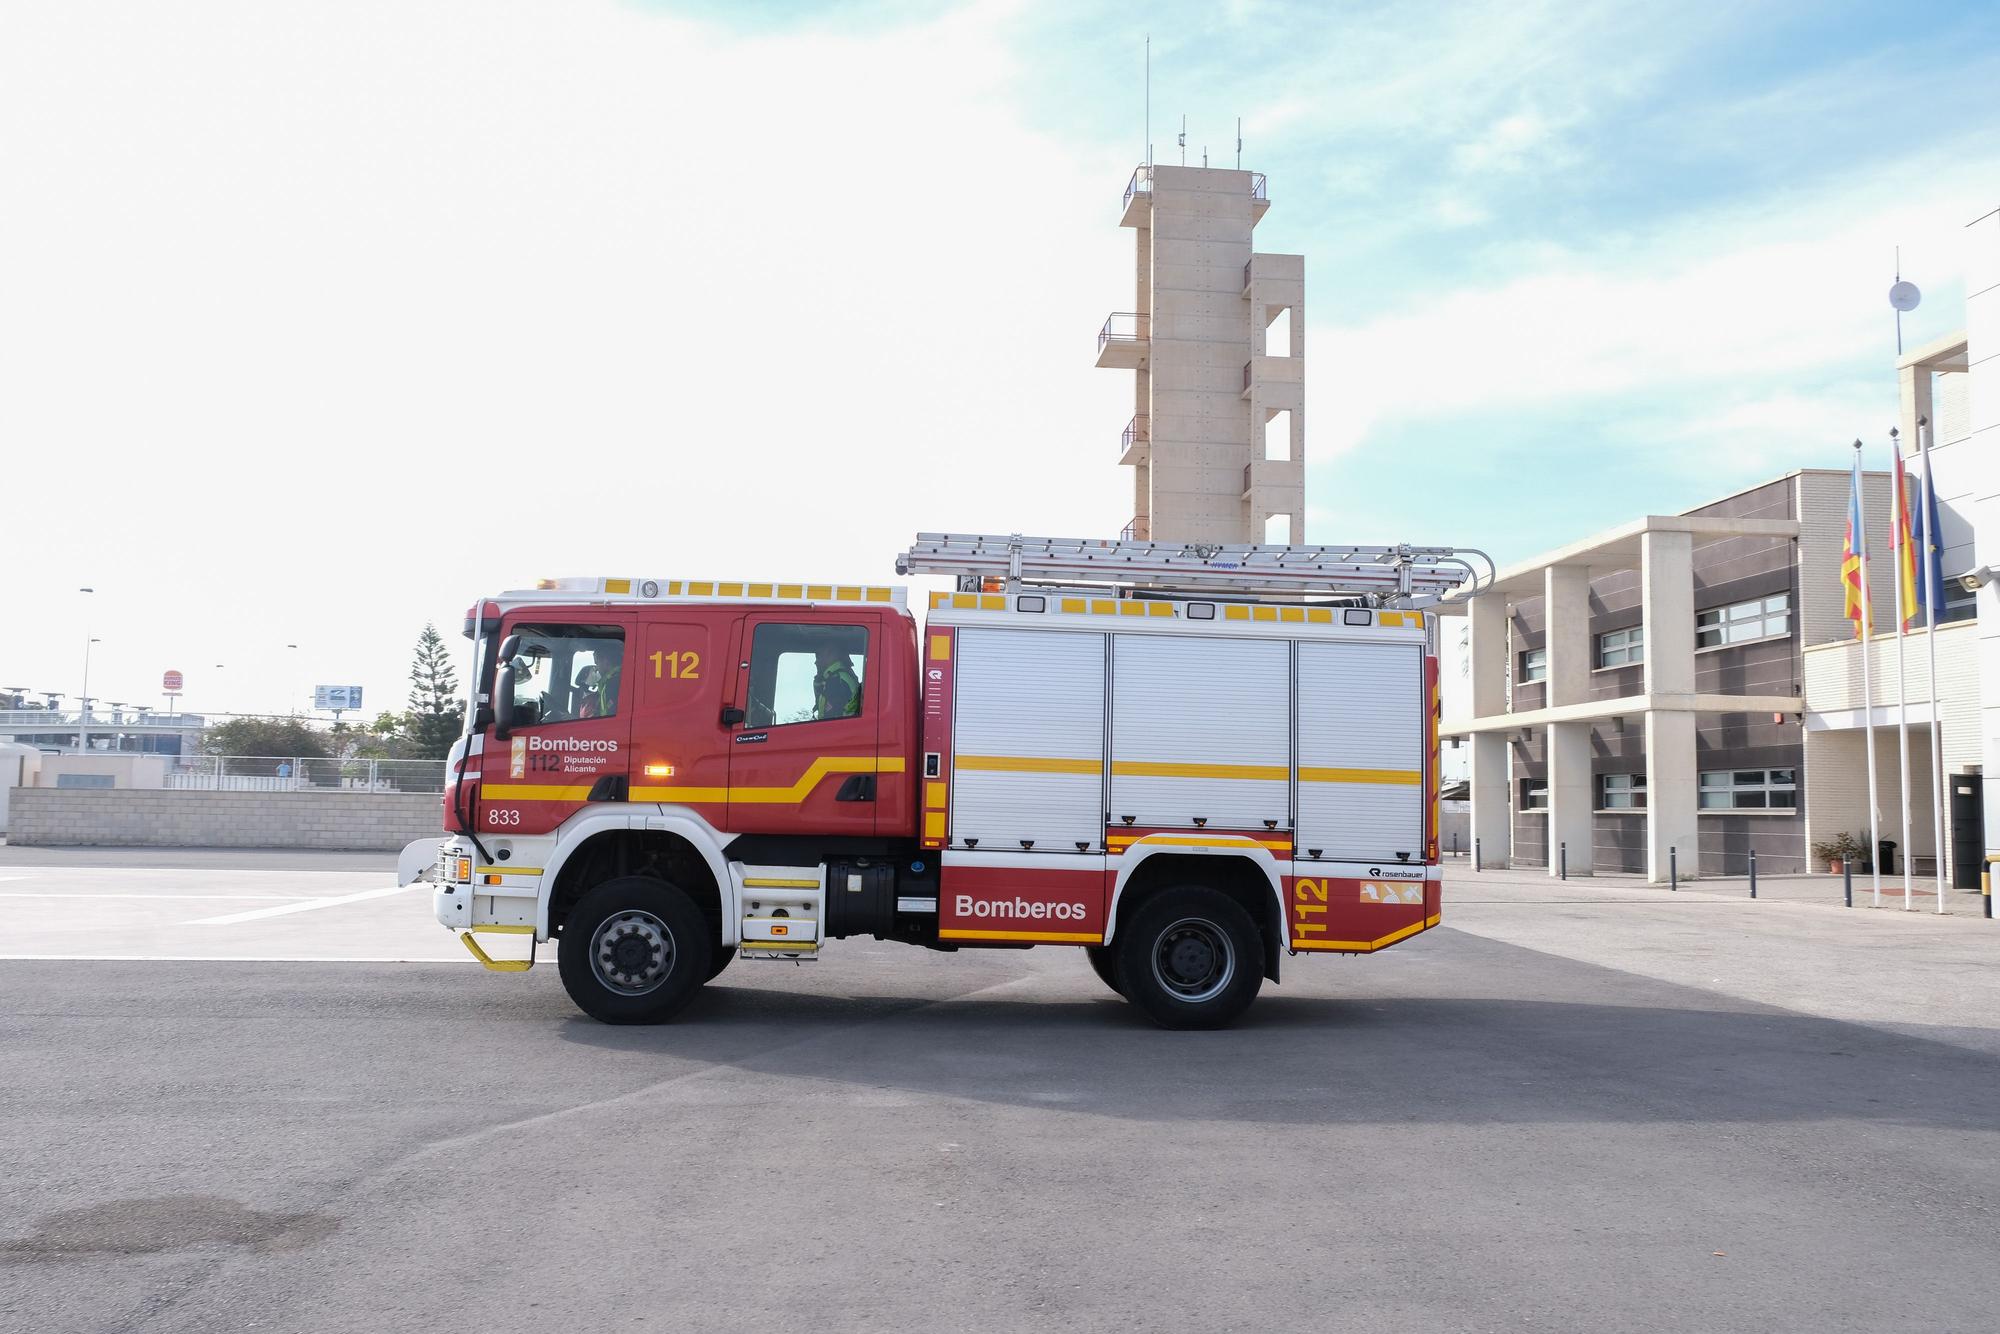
<box><xmin>399</xmin><ymin>534</ymin><xmax>1488</xmax><ymax>1028</ymax></box>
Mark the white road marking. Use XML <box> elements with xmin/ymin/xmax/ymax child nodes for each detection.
<box><xmin>0</xmin><ymin>892</ymin><xmax>306</xmax><ymax>901</ymax></box>
<box><xmin>189</xmin><ymin>883</ymin><xmax>417</xmax><ymax>925</ymax></box>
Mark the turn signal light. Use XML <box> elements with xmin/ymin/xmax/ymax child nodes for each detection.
<box><xmin>454</xmin><ymin>857</ymin><xmax>472</xmax><ymax>882</ymax></box>
<box><xmin>644</xmin><ymin>763</ymin><xmax>675</xmax><ymax>778</ymax></box>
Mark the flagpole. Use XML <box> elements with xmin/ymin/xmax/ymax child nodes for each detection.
<box><xmin>1855</xmin><ymin>440</ymin><xmax>1883</xmax><ymax>908</ymax></box>
<box><xmin>1891</xmin><ymin>431</ymin><xmax>1914</xmax><ymax>911</ymax></box>
<box><xmin>1920</xmin><ymin>416</ymin><xmax>1948</xmax><ymax>913</ymax></box>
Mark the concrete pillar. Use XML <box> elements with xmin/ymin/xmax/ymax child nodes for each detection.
<box><xmin>1645</xmin><ymin>710</ymin><xmax>1699</xmax><ymax>883</ymax></box>
<box><xmin>1470</xmin><ymin>731</ymin><xmax>1512</xmax><ymax>868</ymax></box>
<box><xmin>1468</xmin><ymin>596</ymin><xmax>1507</xmax><ymax>718</ymax></box>
<box><xmin>1544</xmin><ymin>565</ymin><xmax>1591</xmax><ymax>707</ymax></box>
<box><xmin>1641</xmin><ymin>529</ymin><xmax>1695</xmax><ymax>696</ymax></box>
<box><xmin>1546</xmin><ymin>721</ymin><xmax>1593</xmax><ymax>877</ymax></box>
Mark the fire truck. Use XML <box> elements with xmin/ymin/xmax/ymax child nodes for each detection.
<box><xmin>398</xmin><ymin>534</ymin><xmax>1489</xmax><ymax>1029</ymax></box>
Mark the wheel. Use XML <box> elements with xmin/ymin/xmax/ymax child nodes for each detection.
<box><xmin>557</xmin><ymin>876</ymin><xmax>714</xmax><ymax>1024</ymax></box>
<box><xmin>704</xmin><ymin>946</ymin><xmax>736</xmax><ymax>982</ymax></box>
<box><xmin>1112</xmin><ymin>885</ymin><xmax>1264</xmax><ymax>1030</ymax></box>
<box><xmin>1084</xmin><ymin>944</ymin><xmax>1123</xmax><ymax>996</ymax></box>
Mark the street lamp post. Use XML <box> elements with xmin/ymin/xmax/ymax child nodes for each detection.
<box><xmin>77</xmin><ymin>586</ymin><xmax>96</xmax><ymax>754</ymax></box>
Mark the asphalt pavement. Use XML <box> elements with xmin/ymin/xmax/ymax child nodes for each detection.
<box><xmin>2</xmin><ymin>850</ymin><xmax>1997</xmax><ymax>1333</ymax></box>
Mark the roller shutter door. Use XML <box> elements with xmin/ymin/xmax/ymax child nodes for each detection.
<box><xmin>1295</xmin><ymin>640</ymin><xmax>1425</xmax><ymax>861</ymax></box>
<box><xmin>1110</xmin><ymin>635</ymin><xmax>1290</xmax><ymax>830</ymax></box>
<box><xmin>951</xmin><ymin>628</ymin><xmax>1106</xmax><ymax>850</ymax></box>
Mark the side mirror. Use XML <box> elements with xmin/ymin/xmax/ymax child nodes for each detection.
<box><xmin>493</xmin><ymin>634</ymin><xmax>522</xmax><ymax>739</ymax></box>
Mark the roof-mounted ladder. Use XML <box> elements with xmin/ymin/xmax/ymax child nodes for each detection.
<box><xmin>896</xmin><ymin>533</ymin><xmax>1494</xmax><ymax>606</ymax></box>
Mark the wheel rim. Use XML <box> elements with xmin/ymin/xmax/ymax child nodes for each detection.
<box><xmin>589</xmin><ymin>909</ymin><xmax>676</xmax><ymax>996</ymax></box>
<box><xmin>1151</xmin><ymin>916</ymin><xmax>1235</xmax><ymax>1004</ymax></box>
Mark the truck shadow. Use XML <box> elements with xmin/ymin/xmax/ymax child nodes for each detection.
<box><xmin>548</xmin><ymin>963</ymin><xmax>2000</xmax><ymax>1133</ymax></box>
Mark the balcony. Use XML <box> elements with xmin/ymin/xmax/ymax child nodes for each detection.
<box><xmin>1241</xmin><ymin>354</ymin><xmax>1304</xmax><ymax>402</ymax></box>
<box><xmin>1250</xmin><ymin>171</ymin><xmax>1269</xmax><ymax>222</ymax></box>
<box><xmin>1120</xmin><ymin>165</ymin><xmax>1153</xmax><ymax>227</ymax></box>
<box><xmin>1118</xmin><ymin>415</ymin><xmax>1149</xmax><ymax>466</ymax></box>
<box><xmin>1120</xmin><ymin>515</ymin><xmax>1150</xmax><ymax>542</ymax></box>
<box><xmin>1096</xmin><ymin>312</ymin><xmax>1150</xmax><ymax>370</ymax></box>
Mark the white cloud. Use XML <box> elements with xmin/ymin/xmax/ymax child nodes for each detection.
<box><xmin>1308</xmin><ymin>146</ymin><xmax>1997</xmax><ymax>461</ymax></box>
<box><xmin>0</xmin><ymin>0</ymin><xmax>1133</xmax><ymax>716</ymax></box>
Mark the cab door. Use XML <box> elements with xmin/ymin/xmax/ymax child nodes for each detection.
<box><xmin>626</xmin><ymin>612</ymin><xmax>741</xmax><ymax>824</ymax></box>
<box><xmin>478</xmin><ymin>612</ymin><xmax>634</xmax><ymax>838</ymax></box>
<box><xmin>727</xmin><ymin>610</ymin><xmax>883</xmax><ymax>837</ymax></box>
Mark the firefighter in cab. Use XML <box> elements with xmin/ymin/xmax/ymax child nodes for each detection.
<box><xmin>814</xmin><ymin>645</ymin><xmax>860</xmax><ymax>720</ymax></box>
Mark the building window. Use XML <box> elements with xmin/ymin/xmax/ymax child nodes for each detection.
<box><xmin>1599</xmin><ymin>772</ymin><xmax>1646</xmax><ymax>809</ymax></box>
<box><xmin>1698</xmin><ymin>768</ymin><xmax>1797</xmax><ymax>810</ymax></box>
<box><xmin>1520</xmin><ymin>647</ymin><xmax>1547</xmax><ymax>683</ymax></box>
<box><xmin>1521</xmin><ymin>782</ymin><xmax>1548</xmax><ymax>811</ymax></box>
<box><xmin>1597</xmin><ymin>626</ymin><xmax>1644</xmax><ymax>668</ymax></box>
<box><xmin>1696</xmin><ymin>593</ymin><xmax>1790</xmax><ymax>648</ymax></box>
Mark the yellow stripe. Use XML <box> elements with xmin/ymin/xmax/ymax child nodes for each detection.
<box><xmin>1146</xmin><ymin>601</ymin><xmax>1174</xmax><ymax>617</ymax></box>
<box><xmin>1061</xmin><ymin>597</ymin><xmax>1087</xmax><ymax>613</ymax></box>
<box><xmin>631</xmin><ymin>755</ymin><xmax>905</xmax><ymax>805</ymax></box>
<box><xmin>868</xmin><ymin>587</ymin><xmax>893</xmax><ymax>602</ymax></box>
<box><xmin>1111</xmin><ymin>760</ymin><xmax>1287</xmax><ymax>781</ymax></box>
<box><xmin>741</xmin><ymin>940</ymin><xmax>820</xmax><ymax>952</ymax></box>
<box><xmin>482</xmin><ymin>784</ymin><xmax>594</xmax><ymax>801</ymax></box>
<box><xmin>924</xmin><ymin>781</ymin><xmax>948</xmax><ymax>809</ymax></box>
<box><xmin>1298</xmin><ymin>767</ymin><xmax>1422</xmax><ymax>786</ymax></box>
<box><xmin>473</xmin><ymin>866</ymin><xmax>544</xmax><ymax>876</ymax></box>
<box><xmin>924</xmin><ymin>810</ymin><xmax>947</xmax><ymax>839</ymax></box>
<box><xmin>1108</xmin><ymin>836</ymin><xmax>1290</xmax><ymax>852</ymax></box>
<box><xmin>1091</xmin><ymin>599</ymin><xmax>1116</xmax><ymax>615</ymax></box>
<box><xmin>469</xmin><ymin>923</ymin><xmax>536</xmax><ymax>934</ymax></box>
<box><xmin>955</xmin><ymin>754</ymin><xmax>1103</xmax><ymax>775</ymax></box>
<box><xmin>604</xmin><ymin>578</ymin><xmax>631</xmax><ymax>594</ymax></box>
<box><xmin>1224</xmin><ymin>605</ymin><xmax>1250</xmax><ymax>621</ymax></box>
<box><xmin>743</xmin><ymin>877</ymin><xmax>819</xmax><ymax>889</ymax></box>
<box><xmin>939</xmin><ymin>928</ymin><xmax>1102</xmax><ymax>943</ymax></box>
<box><xmin>1291</xmin><ymin>919</ymin><xmax>1431</xmax><ymax>952</ymax></box>
<box><xmin>929</xmin><ymin>634</ymin><xmax>952</xmax><ymax>661</ymax></box>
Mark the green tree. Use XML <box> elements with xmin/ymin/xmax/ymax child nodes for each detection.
<box><xmin>406</xmin><ymin>623</ymin><xmax>462</xmax><ymax>759</ymax></box>
<box><xmin>203</xmin><ymin>716</ymin><xmax>332</xmax><ymax>773</ymax></box>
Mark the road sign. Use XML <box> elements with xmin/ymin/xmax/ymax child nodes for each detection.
<box><xmin>162</xmin><ymin>670</ymin><xmax>184</xmax><ymax>692</ymax></box>
<box><xmin>314</xmin><ymin>685</ymin><xmax>365</xmax><ymax>711</ymax></box>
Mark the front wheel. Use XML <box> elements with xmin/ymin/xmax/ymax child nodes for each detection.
<box><xmin>557</xmin><ymin>876</ymin><xmax>714</xmax><ymax>1024</ymax></box>
<box><xmin>1112</xmin><ymin>885</ymin><xmax>1264</xmax><ymax>1030</ymax></box>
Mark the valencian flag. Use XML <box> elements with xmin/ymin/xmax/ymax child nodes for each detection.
<box><xmin>1842</xmin><ymin>467</ymin><xmax>1869</xmax><ymax>638</ymax></box>
<box><xmin>1892</xmin><ymin>452</ymin><xmax>1921</xmax><ymax>630</ymax></box>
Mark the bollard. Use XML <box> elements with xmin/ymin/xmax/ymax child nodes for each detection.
<box><xmin>1844</xmin><ymin>858</ymin><xmax>1853</xmax><ymax>908</ymax></box>
<box><xmin>1748</xmin><ymin>849</ymin><xmax>1757</xmax><ymax>899</ymax></box>
<box><xmin>1560</xmin><ymin>841</ymin><xmax>1567</xmax><ymax>881</ymax></box>
<box><xmin>1985</xmin><ymin>861</ymin><xmax>1993</xmax><ymax>919</ymax></box>
<box><xmin>1670</xmin><ymin>845</ymin><xmax>1677</xmax><ymax>892</ymax></box>
<box><xmin>1452</xmin><ymin>832</ymin><xmax>1460</xmax><ymax>859</ymax></box>
<box><xmin>1475</xmin><ymin>837</ymin><xmax>1482</xmax><ymax>872</ymax></box>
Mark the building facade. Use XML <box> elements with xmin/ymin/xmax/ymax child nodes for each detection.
<box><xmin>1098</xmin><ymin>163</ymin><xmax>1305</xmax><ymax>545</ymax></box>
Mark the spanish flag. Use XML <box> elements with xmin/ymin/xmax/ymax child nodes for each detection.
<box><xmin>1892</xmin><ymin>451</ymin><xmax>1921</xmax><ymax>632</ymax></box>
<box><xmin>1842</xmin><ymin>467</ymin><xmax>1869</xmax><ymax>639</ymax></box>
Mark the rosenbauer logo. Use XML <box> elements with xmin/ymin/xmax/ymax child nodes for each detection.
<box><xmin>955</xmin><ymin>895</ymin><xmax>1088</xmax><ymax>922</ymax></box>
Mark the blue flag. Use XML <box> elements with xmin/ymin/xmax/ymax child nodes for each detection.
<box><xmin>1912</xmin><ymin>471</ymin><xmax>1948</xmax><ymax>623</ymax></box>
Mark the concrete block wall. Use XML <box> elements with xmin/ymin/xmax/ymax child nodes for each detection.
<box><xmin>8</xmin><ymin>789</ymin><xmax>444</xmax><ymax>850</ymax></box>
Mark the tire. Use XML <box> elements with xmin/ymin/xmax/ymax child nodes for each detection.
<box><xmin>1084</xmin><ymin>944</ymin><xmax>1124</xmax><ymax>996</ymax></box>
<box><xmin>557</xmin><ymin>876</ymin><xmax>714</xmax><ymax>1025</ymax></box>
<box><xmin>1112</xmin><ymin>884</ymin><xmax>1264</xmax><ymax>1030</ymax></box>
<box><xmin>704</xmin><ymin>946</ymin><xmax>736</xmax><ymax>983</ymax></box>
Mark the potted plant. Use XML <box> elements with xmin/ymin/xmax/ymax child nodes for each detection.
<box><xmin>1811</xmin><ymin>830</ymin><xmax>1866</xmax><ymax>874</ymax></box>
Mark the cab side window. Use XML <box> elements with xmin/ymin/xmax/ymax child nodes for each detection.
<box><xmin>746</xmin><ymin>624</ymin><xmax>868</xmax><ymax>728</ymax></box>
<box><xmin>504</xmin><ymin>624</ymin><xmax>624</xmax><ymax>728</ymax></box>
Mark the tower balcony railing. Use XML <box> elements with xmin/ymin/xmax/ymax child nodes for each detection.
<box><xmin>1243</xmin><ymin>359</ymin><xmax>1254</xmax><ymax>393</ymax></box>
<box><xmin>1120</xmin><ymin>515</ymin><xmax>1150</xmax><ymax>542</ymax></box>
<box><xmin>1098</xmin><ymin>312</ymin><xmax>1150</xmax><ymax>354</ymax></box>
<box><xmin>1124</xmin><ymin>164</ymin><xmax>1154</xmax><ymax>212</ymax></box>
<box><xmin>1120</xmin><ymin>414</ymin><xmax>1149</xmax><ymax>458</ymax></box>
<box><xmin>1250</xmin><ymin>172</ymin><xmax>1267</xmax><ymax>202</ymax></box>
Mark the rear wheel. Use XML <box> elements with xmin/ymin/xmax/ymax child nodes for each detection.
<box><xmin>1112</xmin><ymin>884</ymin><xmax>1263</xmax><ymax>1030</ymax></box>
<box><xmin>557</xmin><ymin>876</ymin><xmax>713</xmax><ymax>1024</ymax></box>
<box><xmin>1084</xmin><ymin>945</ymin><xmax>1123</xmax><ymax>996</ymax></box>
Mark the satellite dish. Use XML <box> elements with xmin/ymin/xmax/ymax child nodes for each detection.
<box><xmin>1889</xmin><ymin>280</ymin><xmax>1922</xmax><ymax>312</ymax></box>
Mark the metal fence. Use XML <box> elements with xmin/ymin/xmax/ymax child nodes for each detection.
<box><xmin>165</xmin><ymin>755</ymin><xmax>447</xmax><ymax>794</ymax></box>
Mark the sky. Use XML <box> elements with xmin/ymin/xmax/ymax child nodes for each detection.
<box><xmin>2</xmin><ymin>0</ymin><xmax>1996</xmax><ymax>721</ymax></box>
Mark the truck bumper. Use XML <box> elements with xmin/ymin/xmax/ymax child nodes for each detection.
<box><xmin>398</xmin><ymin>837</ymin><xmax>444</xmax><ymax>887</ymax></box>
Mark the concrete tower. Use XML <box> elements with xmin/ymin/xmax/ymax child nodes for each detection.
<box><xmin>1097</xmin><ymin>163</ymin><xmax>1305</xmax><ymax>545</ymax></box>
